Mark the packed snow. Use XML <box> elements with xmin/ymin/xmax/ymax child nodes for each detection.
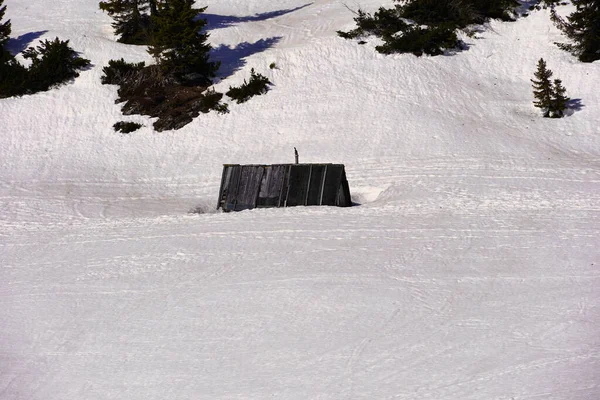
<box><xmin>1</xmin><ymin>1</ymin><xmax>599</xmax><ymax>399</ymax></box>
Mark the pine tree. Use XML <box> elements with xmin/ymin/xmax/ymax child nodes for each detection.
<box><xmin>0</xmin><ymin>0</ymin><xmax>12</xmax><ymax>61</ymax></box>
<box><xmin>551</xmin><ymin>0</ymin><xmax>600</xmax><ymax>62</ymax></box>
<box><xmin>531</xmin><ymin>58</ymin><xmax>554</xmax><ymax>117</ymax></box>
<box><xmin>0</xmin><ymin>0</ymin><xmax>26</xmax><ymax>97</ymax></box>
<box><xmin>22</xmin><ymin>38</ymin><xmax>91</xmax><ymax>93</ymax></box>
<box><xmin>148</xmin><ymin>0</ymin><xmax>219</xmax><ymax>85</ymax></box>
<box><xmin>549</xmin><ymin>78</ymin><xmax>570</xmax><ymax>118</ymax></box>
<box><xmin>99</xmin><ymin>0</ymin><xmax>157</xmax><ymax>44</ymax></box>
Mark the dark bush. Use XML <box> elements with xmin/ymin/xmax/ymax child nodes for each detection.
<box><xmin>226</xmin><ymin>68</ymin><xmax>271</xmax><ymax>104</ymax></box>
<box><xmin>338</xmin><ymin>7</ymin><xmax>408</xmax><ymax>40</ymax></box>
<box><xmin>376</xmin><ymin>24</ymin><xmax>459</xmax><ymax>56</ymax></box>
<box><xmin>1</xmin><ymin>37</ymin><xmax>89</xmax><ymax>97</ymax></box>
<box><xmin>101</xmin><ymin>58</ymin><xmax>146</xmax><ymax>85</ymax></box>
<box><xmin>22</xmin><ymin>37</ymin><xmax>90</xmax><ymax>93</ymax></box>
<box><xmin>338</xmin><ymin>0</ymin><xmax>519</xmax><ymax>56</ymax></box>
<box><xmin>200</xmin><ymin>88</ymin><xmax>229</xmax><ymax>114</ymax></box>
<box><xmin>106</xmin><ymin>63</ymin><xmax>229</xmax><ymax>131</ymax></box>
<box><xmin>113</xmin><ymin>121</ymin><xmax>143</xmax><ymax>133</ymax></box>
<box><xmin>0</xmin><ymin>60</ymin><xmax>27</xmax><ymax>98</ymax></box>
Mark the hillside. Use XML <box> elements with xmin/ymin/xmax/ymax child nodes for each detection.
<box><xmin>1</xmin><ymin>1</ymin><xmax>599</xmax><ymax>399</ymax></box>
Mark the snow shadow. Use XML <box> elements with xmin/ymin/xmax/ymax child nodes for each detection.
<box><xmin>515</xmin><ymin>1</ymin><xmax>544</xmax><ymax>16</ymax></box>
<box><xmin>444</xmin><ymin>40</ymin><xmax>470</xmax><ymax>56</ymax></box>
<box><xmin>212</xmin><ymin>37</ymin><xmax>282</xmax><ymax>80</ymax></box>
<box><xmin>7</xmin><ymin>30</ymin><xmax>48</xmax><ymax>55</ymax></box>
<box><xmin>565</xmin><ymin>98</ymin><xmax>585</xmax><ymax>116</ymax></box>
<box><xmin>204</xmin><ymin>3</ymin><xmax>312</xmax><ymax>31</ymax></box>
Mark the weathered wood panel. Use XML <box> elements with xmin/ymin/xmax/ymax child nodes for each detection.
<box><xmin>217</xmin><ymin>164</ymin><xmax>351</xmax><ymax>212</ymax></box>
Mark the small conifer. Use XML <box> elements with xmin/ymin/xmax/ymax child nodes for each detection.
<box><xmin>148</xmin><ymin>0</ymin><xmax>219</xmax><ymax>85</ymax></box>
<box><xmin>226</xmin><ymin>68</ymin><xmax>271</xmax><ymax>103</ymax></box>
<box><xmin>99</xmin><ymin>0</ymin><xmax>156</xmax><ymax>44</ymax></box>
<box><xmin>531</xmin><ymin>58</ymin><xmax>554</xmax><ymax>117</ymax></box>
<box><xmin>0</xmin><ymin>0</ymin><xmax>26</xmax><ymax>98</ymax></box>
<box><xmin>0</xmin><ymin>0</ymin><xmax>12</xmax><ymax>60</ymax></box>
<box><xmin>550</xmin><ymin>78</ymin><xmax>570</xmax><ymax>118</ymax></box>
<box><xmin>22</xmin><ymin>38</ymin><xmax>91</xmax><ymax>93</ymax></box>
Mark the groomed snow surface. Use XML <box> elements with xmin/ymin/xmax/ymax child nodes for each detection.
<box><xmin>1</xmin><ymin>1</ymin><xmax>599</xmax><ymax>399</ymax></box>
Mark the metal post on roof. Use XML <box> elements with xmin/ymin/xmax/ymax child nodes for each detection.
<box><xmin>294</xmin><ymin>147</ymin><xmax>299</xmax><ymax>164</ymax></box>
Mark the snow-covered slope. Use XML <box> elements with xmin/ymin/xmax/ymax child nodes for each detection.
<box><xmin>1</xmin><ymin>1</ymin><xmax>599</xmax><ymax>399</ymax></box>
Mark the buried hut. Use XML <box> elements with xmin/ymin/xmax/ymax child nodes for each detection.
<box><xmin>217</xmin><ymin>163</ymin><xmax>352</xmax><ymax>212</ymax></box>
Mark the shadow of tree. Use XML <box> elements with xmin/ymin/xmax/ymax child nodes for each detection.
<box><xmin>515</xmin><ymin>0</ymin><xmax>544</xmax><ymax>16</ymax></box>
<box><xmin>204</xmin><ymin>3</ymin><xmax>312</xmax><ymax>30</ymax></box>
<box><xmin>6</xmin><ymin>30</ymin><xmax>48</xmax><ymax>55</ymax></box>
<box><xmin>211</xmin><ymin>37</ymin><xmax>282</xmax><ymax>81</ymax></box>
<box><xmin>565</xmin><ymin>98</ymin><xmax>584</xmax><ymax>116</ymax></box>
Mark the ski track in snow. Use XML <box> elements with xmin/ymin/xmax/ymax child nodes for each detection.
<box><xmin>1</xmin><ymin>1</ymin><xmax>600</xmax><ymax>399</ymax></box>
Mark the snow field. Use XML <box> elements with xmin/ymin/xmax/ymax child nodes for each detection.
<box><xmin>1</xmin><ymin>1</ymin><xmax>599</xmax><ymax>399</ymax></box>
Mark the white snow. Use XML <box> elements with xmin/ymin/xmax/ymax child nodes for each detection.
<box><xmin>1</xmin><ymin>1</ymin><xmax>599</xmax><ymax>399</ymax></box>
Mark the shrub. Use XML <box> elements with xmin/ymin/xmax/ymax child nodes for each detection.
<box><xmin>337</xmin><ymin>7</ymin><xmax>407</xmax><ymax>40</ymax></box>
<box><xmin>101</xmin><ymin>58</ymin><xmax>146</xmax><ymax>85</ymax></box>
<box><xmin>376</xmin><ymin>24</ymin><xmax>459</xmax><ymax>56</ymax></box>
<box><xmin>338</xmin><ymin>0</ymin><xmax>519</xmax><ymax>56</ymax></box>
<box><xmin>22</xmin><ymin>37</ymin><xmax>90</xmax><ymax>93</ymax></box>
<box><xmin>113</xmin><ymin>121</ymin><xmax>143</xmax><ymax>133</ymax></box>
<box><xmin>226</xmin><ymin>68</ymin><xmax>271</xmax><ymax>104</ymax></box>
<box><xmin>0</xmin><ymin>60</ymin><xmax>27</xmax><ymax>98</ymax></box>
<box><xmin>200</xmin><ymin>88</ymin><xmax>229</xmax><ymax>114</ymax></box>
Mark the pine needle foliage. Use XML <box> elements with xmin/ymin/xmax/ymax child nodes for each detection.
<box><xmin>0</xmin><ymin>0</ymin><xmax>12</xmax><ymax>68</ymax></box>
<box><xmin>551</xmin><ymin>0</ymin><xmax>600</xmax><ymax>62</ymax></box>
<box><xmin>99</xmin><ymin>0</ymin><xmax>156</xmax><ymax>44</ymax></box>
<box><xmin>0</xmin><ymin>0</ymin><xmax>89</xmax><ymax>98</ymax></box>
<box><xmin>226</xmin><ymin>69</ymin><xmax>271</xmax><ymax>104</ymax></box>
<box><xmin>113</xmin><ymin>121</ymin><xmax>143</xmax><ymax>133</ymax></box>
<box><xmin>148</xmin><ymin>0</ymin><xmax>219</xmax><ymax>85</ymax></box>
<box><xmin>550</xmin><ymin>78</ymin><xmax>570</xmax><ymax>118</ymax></box>
<box><xmin>0</xmin><ymin>0</ymin><xmax>10</xmax><ymax>54</ymax></box>
<box><xmin>531</xmin><ymin>58</ymin><xmax>570</xmax><ymax>118</ymax></box>
<box><xmin>101</xmin><ymin>58</ymin><xmax>146</xmax><ymax>85</ymax></box>
<box><xmin>337</xmin><ymin>0</ymin><xmax>519</xmax><ymax>56</ymax></box>
<box><xmin>531</xmin><ymin>58</ymin><xmax>554</xmax><ymax>116</ymax></box>
<box><xmin>0</xmin><ymin>0</ymin><xmax>26</xmax><ymax>97</ymax></box>
<box><xmin>22</xmin><ymin>38</ymin><xmax>91</xmax><ymax>93</ymax></box>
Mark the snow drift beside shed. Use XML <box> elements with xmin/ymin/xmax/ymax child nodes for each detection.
<box><xmin>217</xmin><ymin>164</ymin><xmax>352</xmax><ymax>211</ymax></box>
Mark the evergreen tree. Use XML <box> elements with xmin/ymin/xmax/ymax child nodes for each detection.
<box><xmin>338</xmin><ymin>0</ymin><xmax>519</xmax><ymax>56</ymax></box>
<box><xmin>148</xmin><ymin>0</ymin><xmax>219</xmax><ymax>85</ymax></box>
<box><xmin>531</xmin><ymin>58</ymin><xmax>554</xmax><ymax>117</ymax></box>
<box><xmin>99</xmin><ymin>0</ymin><xmax>157</xmax><ymax>44</ymax></box>
<box><xmin>22</xmin><ymin>38</ymin><xmax>91</xmax><ymax>93</ymax></box>
<box><xmin>399</xmin><ymin>0</ymin><xmax>519</xmax><ymax>26</ymax></box>
<box><xmin>550</xmin><ymin>78</ymin><xmax>570</xmax><ymax>118</ymax></box>
<box><xmin>551</xmin><ymin>0</ymin><xmax>600</xmax><ymax>62</ymax></box>
<box><xmin>0</xmin><ymin>0</ymin><xmax>12</xmax><ymax>61</ymax></box>
<box><xmin>0</xmin><ymin>0</ymin><xmax>25</xmax><ymax>97</ymax></box>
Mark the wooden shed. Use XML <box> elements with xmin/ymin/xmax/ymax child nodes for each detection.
<box><xmin>217</xmin><ymin>164</ymin><xmax>352</xmax><ymax>211</ymax></box>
